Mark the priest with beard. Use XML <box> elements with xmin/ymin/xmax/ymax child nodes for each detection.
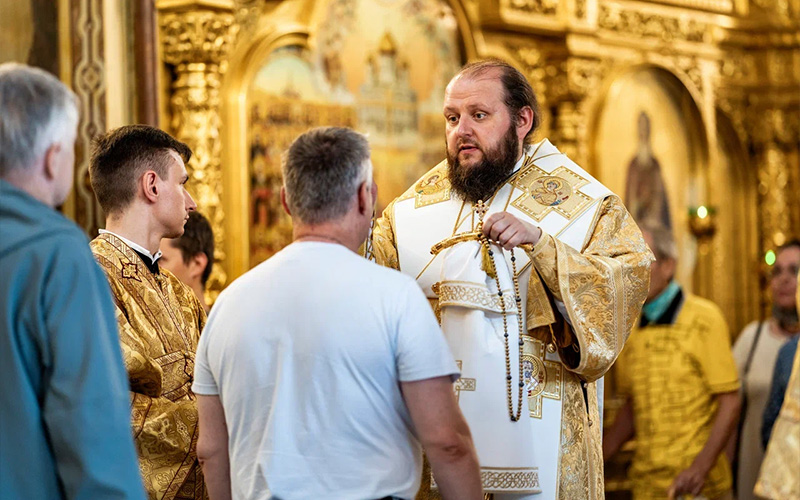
<box><xmin>371</xmin><ymin>59</ymin><xmax>653</xmax><ymax>500</ymax></box>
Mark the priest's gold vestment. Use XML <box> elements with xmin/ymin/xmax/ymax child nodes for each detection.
<box><xmin>91</xmin><ymin>233</ymin><xmax>207</xmax><ymax>500</ymax></box>
<box><xmin>755</xmin><ymin>274</ymin><xmax>800</xmax><ymax>499</ymax></box>
<box><xmin>371</xmin><ymin>140</ymin><xmax>652</xmax><ymax>499</ymax></box>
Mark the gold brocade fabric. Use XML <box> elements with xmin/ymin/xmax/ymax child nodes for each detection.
<box><xmin>91</xmin><ymin>233</ymin><xmax>207</xmax><ymax>500</ymax></box>
<box><xmin>755</xmin><ymin>275</ymin><xmax>800</xmax><ymax>500</ymax></box>
<box><xmin>371</xmin><ymin>165</ymin><xmax>652</xmax><ymax>500</ymax></box>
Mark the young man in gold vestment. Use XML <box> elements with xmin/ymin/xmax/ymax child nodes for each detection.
<box><xmin>756</xmin><ymin>272</ymin><xmax>800</xmax><ymax>499</ymax></box>
<box><xmin>89</xmin><ymin>125</ymin><xmax>207</xmax><ymax>500</ymax></box>
<box><xmin>371</xmin><ymin>59</ymin><xmax>653</xmax><ymax>499</ymax></box>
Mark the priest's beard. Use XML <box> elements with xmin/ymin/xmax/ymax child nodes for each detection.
<box><xmin>773</xmin><ymin>305</ymin><xmax>800</xmax><ymax>331</ymax></box>
<box><xmin>447</xmin><ymin>124</ymin><xmax>520</xmax><ymax>204</ymax></box>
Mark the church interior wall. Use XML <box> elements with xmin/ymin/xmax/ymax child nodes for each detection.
<box><xmin>1</xmin><ymin>0</ymin><xmax>798</xmax><ymax>495</ymax></box>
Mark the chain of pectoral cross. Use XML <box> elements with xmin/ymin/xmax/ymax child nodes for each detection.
<box><xmin>475</xmin><ymin>200</ymin><xmax>525</xmax><ymax>422</ymax></box>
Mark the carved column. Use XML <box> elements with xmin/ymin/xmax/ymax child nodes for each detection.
<box><xmin>158</xmin><ymin>1</ymin><xmax>238</xmax><ymax>298</ymax></box>
<box><xmin>749</xmin><ymin>106</ymin><xmax>799</xmax><ymax>252</ymax></box>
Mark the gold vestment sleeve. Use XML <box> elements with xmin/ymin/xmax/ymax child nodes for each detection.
<box><xmin>528</xmin><ymin>196</ymin><xmax>653</xmax><ymax>381</ymax></box>
<box><xmin>372</xmin><ymin>200</ymin><xmax>401</xmax><ymax>270</ymax></box>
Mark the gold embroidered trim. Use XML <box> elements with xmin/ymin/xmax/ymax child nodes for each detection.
<box><xmin>432</xmin><ymin>467</ymin><xmax>540</xmax><ymax>493</ymax></box>
<box><xmin>523</xmin><ymin>337</ymin><xmax>564</xmax><ymax>419</ymax></box>
<box><xmin>481</xmin><ymin>467</ymin><xmax>540</xmax><ymax>492</ymax></box>
<box><xmin>453</xmin><ymin>361</ymin><xmax>476</xmax><ymax>402</ymax></box>
<box><xmin>437</xmin><ymin>281</ymin><xmax>518</xmax><ymax>314</ymax></box>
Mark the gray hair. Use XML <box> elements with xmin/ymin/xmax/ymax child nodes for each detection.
<box><xmin>640</xmin><ymin>222</ymin><xmax>678</xmax><ymax>261</ymax></box>
<box><xmin>0</xmin><ymin>63</ymin><xmax>79</xmax><ymax>176</ymax></box>
<box><xmin>282</xmin><ymin>127</ymin><xmax>371</xmax><ymax>225</ymax></box>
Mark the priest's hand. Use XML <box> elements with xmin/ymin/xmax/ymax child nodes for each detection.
<box><xmin>483</xmin><ymin>212</ymin><xmax>543</xmax><ymax>250</ymax></box>
<box><xmin>667</xmin><ymin>461</ymin><xmax>708</xmax><ymax>499</ymax></box>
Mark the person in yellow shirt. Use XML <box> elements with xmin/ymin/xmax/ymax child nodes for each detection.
<box><xmin>604</xmin><ymin>223</ymin><xmax>741</xmax><ymax>500</ymax></box>
<box><xmin>755</xmin><ymin>272</ymin><xmax>800</xmax><ymax>499</ymax></box>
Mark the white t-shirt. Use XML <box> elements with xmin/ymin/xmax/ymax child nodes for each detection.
<box><xmin>193</xmin><ymin>241</ymin><xmax>459</xmax><ymax>500</ymax></box>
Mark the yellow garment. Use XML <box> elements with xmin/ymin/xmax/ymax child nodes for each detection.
<box><xmin>372</xmin><ymin>158</ymin><xmax>652</xmax><ymax>500</ymax></box>
<box><xmin>755</xmin><ymin>274</ymin><xmax>800</xmax><ymax>499</ymax></box>
<box><xmin>615</xmin><ymin>293</ymin><xmax>740</xmax><ymax>500</ymax></box>
<box><xmin>92</xmin><ymin>233</ymin><xmax>207</xmax><ymax>500</ymax></box>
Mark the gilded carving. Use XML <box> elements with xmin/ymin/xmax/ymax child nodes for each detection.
<box><xmin>719</xmin><ymin>54</ymin><xmax>756</xmax><ymax>84</ymax></box>
<box><xmin>565</xmin><ymin>58</ymin><xmax>607</xmax><ymax>98</ymax></box>
<box><xmin>670</xmin><ymin>55</ymin><xmax>704</xmax><ymax>95</ymax></box>
<box><xmin>574</xmin><ymin>0</ymin><xmax>587</xmax><ymax>19</ymax></box>
<box><xmin>748</xmin><ymin>107</ymin><xmax>800</xmax><ymax>251</ymax></box>
<box><xmin>549</xmin><ymin>101</ymin><xmax>584</xmax><ymax>164</ymax></box>
<box><xmin>503</xmin><ymin>0</ymin><xmax>558</xmax><ymax>16</ymax></box>
<box><xmin>758</xmin><ymin>145</ymin><xmax>792</xmax><ymax>250</ymax></box>
<box><xmin>767</xmin><ymin>50</ymin><xmax>796</xmax><ymax>85</ymax></box>
<box><xmin>160</xmin><ymin>11</ymin><xmax>237</xmax><ymax>65</ymax></box>
<box><xmin>751</xmin><ymin>109</ymin><xmax>800</xmax><ymax>147</ymax></box>
<box><xmin>159</xmin><ymin>8</ymin><xmax>238</xmax><ymax>299</ymax></box>
<box><xmin>597</xmin><ymin>5</ymin><xmax>710</xmax><ymax>43</ymax></box>
<box><xmin>504</xmin><ymin>43</ymin><xmax>549</xmax><ymax>101</ymax></box>
<box><xmin>752</xmin><ymin>0</ymin><xmax>795</xmax><ymax>17</ymax></box>
<box><xmin>233</xmin><ymin>0</ymin><xmax>263</xmax><ymax>37</ymax></box>
<box><xmin>716</xmin><ymin>98</ymin><xmax>748</xmax><ymax>145</ymax></box>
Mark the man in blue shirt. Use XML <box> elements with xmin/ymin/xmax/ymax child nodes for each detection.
<box><xmin>0</xmin><ymin>63</ymin><xmax>144</xmax><ymax>500</ymax></box>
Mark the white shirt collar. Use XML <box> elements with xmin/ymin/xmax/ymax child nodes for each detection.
<box><xmin>99</xmin><ymin>229</ymin><xmax>162</xmax><ymax>264</ymax></box>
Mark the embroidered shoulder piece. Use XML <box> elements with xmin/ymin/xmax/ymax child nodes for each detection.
<box><xmin>510</xmin><ymin>164</ymin><xmax>593</xmax><ymax>222</ymax></box>
<box><xmin>406</xmin><ymin>160</ymin><xmax>451</xmax><ymax>209</ymax></box>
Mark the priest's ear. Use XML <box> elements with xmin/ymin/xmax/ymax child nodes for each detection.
<box><xmin>515</xmin><ymin>106</ymin><xmax>534</xmax><ymax>143</ymax></box>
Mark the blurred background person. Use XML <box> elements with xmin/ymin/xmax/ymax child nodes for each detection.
<box><xmin>604</xmin><ymin>223</ymin><xmax>740</xmax><ymax>500</ymax></box>
<box><xmin>754</xmin><ymin>272</ymin><xmax>800</xmax><ymax>500</ymax></box>
<box><xmin>762</xmin><ymin>328</ymin><xmax>798</xmax><ymax>448</ymax></box>
<box><xmin>731</xmin><ymin>240</ymin><xmax>800</xmax><ymax>500</ymax></box>
<box><xmin>161</xmin><ymin>211</ymin><xmax>215</xmax><ymax>313</ymax></box>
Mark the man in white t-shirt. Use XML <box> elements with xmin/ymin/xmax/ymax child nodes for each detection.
<box><xmin>193</xmin><ymin>127</ymin><xmax>482</xmax><ymax>500</ymax></box>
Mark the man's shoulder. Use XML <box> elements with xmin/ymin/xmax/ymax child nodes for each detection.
<box><xmin>0</xmin><ymin>189</ymin><xmax>87</xmax><ymax>258</ymax></box>
<box><xmin>89</xmin><ymin>234</ymin><xmax>124</xmax><ymax>272</ymax></box>
<box><xmin>161</xmin><ymin>268</ymin><xmax>201</xmax><ymax>305</ymax></box>
<box><xmin>680</xmin><ymin>293</ymin><xmax>727</xmax><ymax>327</ymax></box>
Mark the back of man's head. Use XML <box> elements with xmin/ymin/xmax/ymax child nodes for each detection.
<box><xmin>89</xmin><ymin>125</ymin><xmax>192</xmax><ymax>216</ymax></box>
<box><xmin>640</xmin><ymin>222</ymin><xmax>678</xmax><ymax>262</ymax></box>
<box><xmin>170</xmin><ymin>211</ymin><xmax>215</xmax><ymax>286</ymax></box>
<box><xmin>0</xmin><ymin>63</ymin><xmax>78</xmax><ymax>179</ymax></box>
<box><xmin>282</xmin><ymin>127</ymin><xmax>371</xmax><ymax>225</ymax></box>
